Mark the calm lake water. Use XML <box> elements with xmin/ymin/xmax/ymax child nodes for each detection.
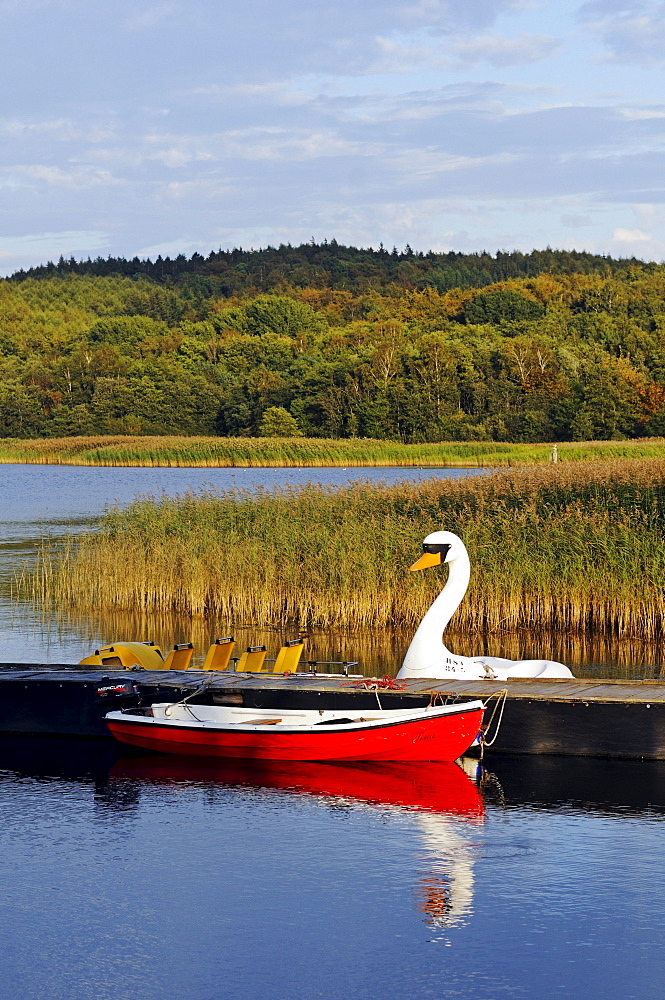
<box><xmin>0</xmin><ymin>738</ymin><xmax>663</xmax><ymax>1000</ymax></box>
<box><xmin>2</xmin><ymin>464</ymin><xmax>665</xmax><ymax>999</ymax></box>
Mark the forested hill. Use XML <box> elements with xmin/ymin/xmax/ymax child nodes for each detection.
<box><xmin>2</xmin><ymin>249</ymin><xmax>665</xmax><ymax>443</ymax></box>
<box><xmin>8</xmin><ymin>241</ymin><xmax>649</xmax><ymax>296</ymax></box>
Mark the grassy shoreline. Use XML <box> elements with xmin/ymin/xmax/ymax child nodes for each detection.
<box><xmin>2</xmin><ymin>434</ymin><xmax>665</xmax><ymax>468</ymax></box>
<box><xmin>22</xmin><ymin>457</ymin><xmax>665</xmax><ymax>643</ymax></box>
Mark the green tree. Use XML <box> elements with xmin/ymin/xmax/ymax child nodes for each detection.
<box><xmin>466</xmin><ymin>290</ymin><xmax>544</xmax><ymax>325</ymax></box>
<box><xmin>259</xmin><ymin>406</ymin><xmax>303</xmax><ymax>437</ymax></box>
<box><xmin>0</xmin><ymin>384</ymin><xmax>47</xmax><ymax>437</ymax></box>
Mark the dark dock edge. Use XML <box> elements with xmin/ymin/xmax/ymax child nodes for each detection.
<box><xmin>1</xmin><ymin>664</ymin><xmax>665</xmax><ymax>758</ymax></box>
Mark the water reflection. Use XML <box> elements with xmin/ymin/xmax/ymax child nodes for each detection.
<box><xmin>26</xmin><ymin>601</ymin><xmax>665</xmax><ymax>678</ymax></box>
<box><xmin>1</xmin><ymin>736</ymin><xmax>664</xmax><ymax>1000</ymax></box>
<box><xmin>488</xmin><ymin>753</ymin><xmax>665</xmax><ymax>818</ymax></box>
<box><xmin>416</xmin><ymin>815</ymin><xmax>476</xmax><ymax>933</ymax></box>
<box><xmin>3</xmin><ymin>735</ymin><xmax>662</xmax><ymax>821</ymax></box>
<box><xmin>0</xmin><ymin>733</ymin><xmax>121</xmax><ymax>783</ymax></box>
<box><xmin>109</xmin><ymin>754</ymin><xmax>481</xmax><ymax>813</ymax></box>
<box><xmin>0</xmin><ymin>733</ymin><xmax>484</xmax><ymax>934</ymax></box>
<box><xmin>4</xmin><ymin>734</ymin><xmax>665</xmax><ymax>934</ymax></box>
<box><xmin>111</xmin><ymin>754</ymin><xmax>485</xmax><ymax>933</ymax></box>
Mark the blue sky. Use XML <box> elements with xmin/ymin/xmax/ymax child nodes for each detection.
<box><xmin>1</xmin><ymin>0</ymin><xmax>665</xmax><ymax>273</ymax></box>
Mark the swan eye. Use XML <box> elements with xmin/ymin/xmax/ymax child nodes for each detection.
<box><xmin>423</xmin><ymin>543</ymin><xmax>451</xmax><ymax>557</ymax></box>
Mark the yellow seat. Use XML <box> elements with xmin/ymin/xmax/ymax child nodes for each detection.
<box><xmin>79</xmin><ymin>641</ymin><xmax>165</xmax><ymax>670</ymax></box>
<box><xmin>201</xmin><ymin>637</ymin><xmax>235</xmax><ymax>671</ymax></box>
<box><xmin>162</xmin><ymin>643</ymin><xmax>194</xmax><ymax>671</ymax></box>
<box><xmin>272</xmin><ymin>640</ymin><xmax>304</xmax><ymax>674</ymax></box>
<box><xmin>237</xmin><ymin>645</ymin><xmax>267</xmax><ymax>672</ymax></box>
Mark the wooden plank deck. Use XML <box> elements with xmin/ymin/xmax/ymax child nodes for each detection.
<box><xmin>168</xmin><ymin>672</ymin><xmax>665</xmax><ymax>705</ymax></box>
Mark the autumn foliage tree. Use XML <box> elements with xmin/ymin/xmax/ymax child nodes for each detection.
<box><xmin>2</xmin><ymin>243</ymin><xmax>665</xmax><ymax>441</ymax></box>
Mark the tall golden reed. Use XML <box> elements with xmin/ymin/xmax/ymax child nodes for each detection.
<box><xmin>21</xmin><ymin>457</ymin><xmax>665</xmax><ymax>642</ymax></box>
<box><xmin>1</xmin><ymin>434</ymin><xmax>665</xmax><ymax>468</ymax></box>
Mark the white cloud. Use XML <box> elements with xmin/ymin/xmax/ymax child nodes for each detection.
<box><xmin>369</xmin><ymin>35</ymin><xmax>439</xmax><ymax>74</ymax></box>
<box><xmin>141</xmin><ymin>137</ymin><xmax>216</xmax><ymax>168</ymax></box>
<box><xmin>161</xmin><ymin>177</ymin><xmax>235</xmax><ymax>200</ymax></box>
<box><xmin>617</xmin><ymin>107</ymin><xmax>665</xmax><ymax>120</ymax></box>
<box><xmin>123</xmin><ymin>2</ymin><xmax>182</xmax><ymax>31</ymax></box>
<box><xmin>395</xmin><ymin>0</ymin><xmax>531</xmax><ymax>34</ymax></box>
<box><xmin>561</xmin><ymin>213</ymin><xmax>592</xmax><ymax>228</ymax></box>
<box><xmin>205</xmin><ymin>127</ymin><xmax>386</xmax><ymax>162</ymax></box>
<box><xmin>580</xmin><ymin>1</ymin><xmax>665</xmax><ymax>65</ymax></box>
<box><xmin>0</xmin><ymin>118</ymin><xmax>115</xmax><ymax>142</ymax></box>
<box><xmin>6</xmin><ymin>164</ymin><xmax>121</xmax><ymax>188</ymax></box>
<box><xmin>608</xmin><ymin>222</ymin><xmax>665</xmax><ymax>261</ymax></box>
<box><xmin>634</xmin><ymin>202</ymin><xmax>665</xmax><ymax>222</ymax></box>
<box><xmin>389</xmin><ymin>148</ymin><xmax>520</xmax><ymax>179</ymax></box>
<box><xmin>0</xmin><ymin>230</ymin><xmax>110</xmax><ymax>269</ymax></box>
<box><xmin>613</xmin><ymin>227</ymin><xmax>652</xmax><ymax>241</ymax></box>
<box><xmin>193</xmin><ymin>82</ymin><xmax>313</xmax><ymax>107</ymax></box>
<box><xmin>0</xmin><ymin>0</ymin><xmax>664</xmax><ymax>271</ymax></box>
<box><xmin>452</xmin><ymin>32</ymin><xmax>560</xmax><ymax>67</ymax></box>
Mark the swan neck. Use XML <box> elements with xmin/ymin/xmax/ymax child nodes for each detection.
<box><xmin>400</xmin><ymin>548</ymin><xmax>471</xmax><ymax>676</ymax></box>
<box><xmin>427</xmin><ymin>551</ymin><xmax>470</xmax><ymax>632</ymax></box>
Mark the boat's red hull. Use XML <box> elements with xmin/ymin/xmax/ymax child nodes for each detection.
<box><xmin>106</xmin><ymin>706</ymin><xmax>483</xmax><ymax>762</ymax></box>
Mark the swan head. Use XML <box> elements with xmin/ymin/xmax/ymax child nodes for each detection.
<box><xmin>409</xmin><ymin>530</ymin><xmax>466</xmax><ymax>571</ymax></box>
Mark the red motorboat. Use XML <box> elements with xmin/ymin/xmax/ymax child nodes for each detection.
<box><xmin>105</xmin><ymin>699</ymin><xmax>484</xmax><ymax>762</ymax></box>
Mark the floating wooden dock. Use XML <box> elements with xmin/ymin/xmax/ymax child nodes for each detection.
<box><xmin>1</xmin><ymin>664</ymin><xmax>664</xmax><ymax>759</ymax></box>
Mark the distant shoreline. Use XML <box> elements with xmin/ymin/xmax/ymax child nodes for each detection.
<box><xmin>0</xmin><ymin>434</ymin><xmax>664</xmax><ymax>468</ymax></box>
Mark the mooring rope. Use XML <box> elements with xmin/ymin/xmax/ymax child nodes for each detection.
<box><xmin>478</xmin><ymin>688</ymin><xmax>508</xmax><ymax>758</ymax></box>
<box><xmin>163</xmin><ymin>676</ymin><xmax>216</xmax><ymax>718</ymax></box>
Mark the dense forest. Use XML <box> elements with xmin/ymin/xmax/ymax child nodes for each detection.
<box><xmin>10</xmin><ymin>240</ymin><xmax>647</xmax><ymax>295</ymax></box>
<box><xmin>2</xmin><ymin>241</ymin><xmax>665</xmax><ymax>442</ymax></box>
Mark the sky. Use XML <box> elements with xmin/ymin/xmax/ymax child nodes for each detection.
<box><xmin>1</xmin><ymin>0</ymin><xmax>665</xmax><ymax>274</ymax></box>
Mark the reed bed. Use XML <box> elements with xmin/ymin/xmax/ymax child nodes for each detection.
<box><xmin>20</xmin><ymin>458</ymin><xmax>665</xmax><ymax>643</ymax></box>
<box><xmin>42</xmin><ymin>603</ymin><xmax>665</xmax><ymax>679</ymax></box>
<box><xmin>1</xmin><ymin>434</ymin><xmax>665</xmax><ymax>468</ymax></box>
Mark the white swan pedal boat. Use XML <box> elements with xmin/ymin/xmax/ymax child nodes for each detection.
<box><xmin>105</xmin><ymin>700</ymin><xmax>485</xmax><ymax>762</ymax></box>
<box><xmin>398</xmin><ymin>530</ymin><xmax>574</xmax><ymax>682</ymax></box>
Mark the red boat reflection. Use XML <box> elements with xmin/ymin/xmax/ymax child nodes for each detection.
<box><xmin>112</xmin><ymin>755</ymin><xmax>484</xmax><ymax>931</ymax></box>
<box><xmin>111</xmin><ymin>755</ymin><xmax>484</xmax><ymax>820</ymax></box>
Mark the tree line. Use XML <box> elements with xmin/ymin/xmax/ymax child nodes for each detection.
<box><xmin>1</xmin><ymin>243</ymin><xmax>665</xmax><ymax>442</ymax></box>
<box><xmin>9</xmin><ymin>240</ymin><xmax>647</xmax><ymax>296</ymax></box>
